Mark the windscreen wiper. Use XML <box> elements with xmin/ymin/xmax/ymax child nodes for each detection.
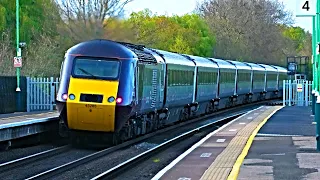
<box><xmin>78</xmin><ymin>68</ymin><xmax>98</xmax><ymax>79</ymax></box>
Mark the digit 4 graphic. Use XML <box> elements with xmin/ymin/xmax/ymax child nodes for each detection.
<box><xmin>296</xmin><ymin>0</ymin><xmax>316</xmax><ymax>16</ymax></box>
<box><xmin>302</xmin><ymin>1</ymin><xmax>310</xmax><ymax>11</ymax></box>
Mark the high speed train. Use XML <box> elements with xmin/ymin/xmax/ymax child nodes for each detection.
<box><xmin>55</xmin><ymin>39</ymin><xmax>288</xmax><ymax>144</ymax></box>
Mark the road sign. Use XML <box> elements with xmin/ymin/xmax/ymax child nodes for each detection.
<box><xmin>297</xmin><ymin>84</ymin><xmax>303</xmax><ymax>92</ymax></box>
<box><xmin>14</xmin><ymin>56</ymin><xmax>22</xmax><ymax>67</ymax></box>
<box><xmin>296</xmin><ymin>0</ymin><xmax>317</xmax><ymax>16</ymax></box>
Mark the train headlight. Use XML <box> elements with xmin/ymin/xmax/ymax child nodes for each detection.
<box><xmin>108</xmin><ymin>96</ymin><xmax>115</xmax><ymax>103</ymax></box>
<box><xmin>62</xmin><ymin>93</ymin><xmax>68</xmax><ymax>100</ymax></box>
<box><xmin>116</xmin><ymin>97</ymin><xmax>123</xmax><ymax>104</ymax></box>
<box><xmin>69</xmin><ymin>94</ymin><xmax>75</xmax><ymax>100</ymax></box>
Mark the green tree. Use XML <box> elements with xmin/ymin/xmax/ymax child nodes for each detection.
<box><xmin>170</xmin><ymin>14</ymin><xmax>215</xmax><ymax>57</ymax></box>
<box><xmin>281</xmin><ymin>25</ymin><xmax>308</xmax><ymax>53</ymax></box>
<box><xmin>114</xmin><ymin>9</ymin><xmax>215</xmax><ymax>57</ymax></box>
<box><xmin>0</xmin><ymin>0</ymin><xmax>62</xmax><ymax>44</ymax></box>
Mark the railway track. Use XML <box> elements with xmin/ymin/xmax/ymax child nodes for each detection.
<box><xmin>0</xmin><ymin>145</ymin><xmax>70</xmax><ymax>173</ymax></box>
<box><xmin>90</xmin><ymin>112</ymin><xmax>244</xmax><ymax>180</ymax></box>
<box><xmin>0</xmin><ymin>100</ymin><xmax>279</xmax><ymax>180</ymax></box>
<box><xmin>0</xmin><ymin>145</ymin><xmax>97</xmax><ymax>179</ymax></box>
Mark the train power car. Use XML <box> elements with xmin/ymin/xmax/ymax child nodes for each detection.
<box><xmin>56</xmin><ymin>39</ymin><xmax>288</xmax><ymax>144</ymax></box>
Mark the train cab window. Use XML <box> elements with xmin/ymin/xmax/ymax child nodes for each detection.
<box><xmin>72</xmin><ymin>58</ymin><xmax>120</xmax><ymax>80</ymax></box>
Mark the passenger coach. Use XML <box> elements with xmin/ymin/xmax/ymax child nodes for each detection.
<box><xmin>56</xmin><ymin>39</ymin><xmax>288</xmax><ymax>144</ymax></box>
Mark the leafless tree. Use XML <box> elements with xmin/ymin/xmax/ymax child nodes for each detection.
<box><xmin>197</xmin><ymin>0</ymin><xmax>295</xmax><ymax>65</ymax></box>
<box><xmin>54</xmin><ymin>0</ymin><xmax>134</xmax><ymax>43</ymax></box>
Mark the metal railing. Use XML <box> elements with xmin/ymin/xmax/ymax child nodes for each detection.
<box><xmin>26</xmin><ymin>77</ymin><xmax>59</xmax><ymax>112</ymax></box>
<box><xmin>283</xmin><ymin>80</ymin><xmax>313</xmax><ymax>106</ymax></box>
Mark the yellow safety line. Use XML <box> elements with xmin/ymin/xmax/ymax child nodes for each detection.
<box><xmin>227</xmin><ymin>105</ymin><xmax>284</xmax><ymax>180</ymax></box>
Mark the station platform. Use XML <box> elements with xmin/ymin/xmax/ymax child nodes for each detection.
<box><xmin>0</xmin><ymin>111</ymin><xmax>59</xmax><ymax>143</ymax></box>
<box><xmin>152</xmin><ymin>105</ymin><xmax>317</xmax><ymax>180</ymax></box>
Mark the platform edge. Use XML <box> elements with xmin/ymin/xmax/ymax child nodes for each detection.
<box><xmin>227</xmin><ymin>105</ymin><xmax>284</xmax><ymax>180</ymax></box>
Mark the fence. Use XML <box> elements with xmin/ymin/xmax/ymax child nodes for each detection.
<box><xmin>0</xmin><ymin>76</ymin><xmax>27</xmax><ymax>114</ymax></box>
<box><xmin>283</xmin><ymin>80</ymin><xmax>313</xmax><ymax>106</ymax></box>
<box><xmin>26</xmin><ymin>77</ymin><xmax>59</xmax><ymax>112</ymax></box>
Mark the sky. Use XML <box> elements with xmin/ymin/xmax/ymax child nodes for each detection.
<box><xmin>124</xmin><ymin>0</ymin><xmax>313</xmax><ymax>33</ymax></box>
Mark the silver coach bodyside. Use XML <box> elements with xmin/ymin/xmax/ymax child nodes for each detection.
<box><xmin>271</xmin><ymin>65</ymin><xmax>288</xmax><ymax>90</ymax></box>
<box><xmin>208</xmin><ymin>58</ymin><xmax>237</xmax><ymax>98</ymax></box>
<box><xmin>243</xmin><ymin>62</ymin><xmax>266</xmax><ymax>94</ymax></box>
<box><xmin>259</xmin><ymin>64</ymin><xmax>278</xmax><ymax>92</ymax></box>
<box><xmin>155</xmin><ymin>49</ymin><xmax>196</xmax><ymax>108</ymax></box>
<box><xmin>226</xmin><ymin>60</ymin><xmax>252</xmax><ymax>95</ymax></box>
<box><xmin>184</xmin><ymin>55</ymin><xmax>219</xmax><ymax>102</ymax></box>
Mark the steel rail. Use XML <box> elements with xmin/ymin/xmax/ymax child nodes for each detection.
<box><xmin>0</xmin><ymin>145</ymin><xmax>70</xmax><ymax>173</ymax></box>
<box><xmin>90</xmin><ymin>112</ymin><xmax>247</xmax><ymax>180</ymax></box>
<box><xmin>24</xmin><ymin>99</ymin><xmax>278</xmax><ymax>180</ymax></box>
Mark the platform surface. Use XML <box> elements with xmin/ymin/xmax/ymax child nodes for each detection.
<box><xmin>152</xmin><ymin>105</ymin><xmax>283</xmax><ymax>180</ymax></box>
<box><xmin>238</xmin><ymin>106</ymin><xmax>318</xmax><ymax>180</ymax></box>
<box><xmin>0</xmin><ymin>111</ymin><xmax>59</xmax><ymax>129</ymax></box>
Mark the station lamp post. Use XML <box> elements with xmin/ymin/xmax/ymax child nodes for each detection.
<box><xmin>15</xmin><ymin>0</ymin><xmax>23</xmax><ymax>111</ymax></box>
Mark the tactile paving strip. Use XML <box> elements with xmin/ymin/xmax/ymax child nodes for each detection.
<box><xmin>200</xmin><ymin>106</ymin><xmax>283</xmax><ymax>180</ymax></box>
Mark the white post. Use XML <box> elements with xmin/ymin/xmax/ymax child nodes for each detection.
<box><xmin>305</xmin><ymin>80</ymin><xmax>309</xmax><ymax>106</ymax></box>
<box><xmin>37</xmin><ymin>77</ymin><xmax>39</xmax><ymax>110</ymax></box>
<box><xmin>32</xmin><ymin>77</ymin><xmax>35</xmax><ymax>111</ymax></box>
<box><xmin>46</xmin><ymin>77</ymin><xmax>49</xmax><ymax>110</ymax></box>
<box><xmin>50</xmin><ymin>77</ymin><xmax>54</xmax><ymax>111</ymax></box>
<box><xmin>26</xmin><ymin>77</ymin><xmax>30</xmax><ymax>112</ymax></box>
<box><xmin>40</xmin><ymin>77</ymin><xmax>43</xmax><ymax>110</ymax></box>
<box><xmin>289</xmin><ymin>80</ymin><xmax>292</xmax><ymax>106</ymax></box>
<box><xmin>283</xmin><ymin>80</ymin><xmax>285</xmax><ymax>106</ymax></box>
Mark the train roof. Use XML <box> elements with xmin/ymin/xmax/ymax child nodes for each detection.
<box><xmin>243</xmin><ymin>62</ymin><xmax>265</xmax><ymax>71</ymax></box>
<box><xmin>183</xmin><ymin>55</ymin><xmax>219</xmax><ymax>68</ymax></box>
<box><xmin>258</xmin><ymin>63</ymin><xmax>278</xmax><ymax>72</ymax></box>
<box><xmin>66</xmin><ymin>39</ymin><xmax>137</xmax><ymax>59</ymax></box>
<box><xmin>226</xmin><ymin>60</ymin><xmax>252</xmax><ymax>70</ymax></box>
<box><xmin>270</xmin><ymin>65</ymin><xmax>288</xmax><ymax>73</ymax></box>
<box><xmin>208</xmin><ymin>58</ymin><xmax>236</xmax><ymax>69</ymax></box>
<box><xmin>151</xmin><ymin>49</ymin><xmax>196</xmax><ymax>66</ymax></box>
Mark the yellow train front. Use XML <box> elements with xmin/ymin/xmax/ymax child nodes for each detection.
<box><xmin>56</xmin><ymin>39</ymin><xmax>137</xmax><ymax>145</ymax></box>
